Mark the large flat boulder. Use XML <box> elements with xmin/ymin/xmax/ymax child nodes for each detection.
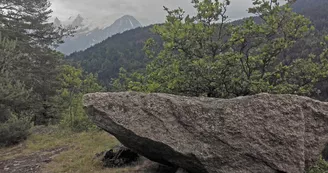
<box><xmin>83</xmin><ymin>92</ymin><xmax>328</xmax><ymax>173</ymax></box>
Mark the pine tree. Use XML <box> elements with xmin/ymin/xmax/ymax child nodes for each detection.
<box><xmin>0</xmin><ymin>34</ymin><xmax>32</xmax><ymax>147</ymax></box>
<box><xmin>0</xmin><ymin>0</ymin><xmax>72</xmax><ymax>124</ymax></box>
<box><xmin>0</xmin><ymin>34</ymin><xmax>30</xmax><ymax>121</ymax></box>
<box><xmin>0</xmin><ymin>0</ymin><xmax>69</xmax><ymax>47</ymax></box>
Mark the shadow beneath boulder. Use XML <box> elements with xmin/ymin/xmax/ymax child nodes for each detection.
<box><xmin>95</xmin><ymin>144</ymin><xmax>187</xmax><ymax>173</ymax></box>
<box><xmin>321</xmin><ymin>143</ymin><xmax>328</xmax><ymax>161</ymax></box>
<box><xmin>96</xmin><ymin>144</ymin><xmax>139</xmax><ymax>168</ymax></box>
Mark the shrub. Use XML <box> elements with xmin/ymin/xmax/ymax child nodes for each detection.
<box><xmin>70</xmin><ymin>114</ymin><xmax>98</xmax><ymax>132</ymax></box>
<box><xmin>308</xmin><ymin>157</ymin><xmax>328</xmax><ymax>173</ymax></box>
<box><xmin>0</xmin><ymin>114</ymin><xmax>32</xmax><ymax>147</ymax></box>
<box><xmin>60</xmin><ymin>111</ymin><xmax>98</xmax><ymax>132</ymax></box>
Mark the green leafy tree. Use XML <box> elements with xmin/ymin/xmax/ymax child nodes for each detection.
<box><xmin>58</xmin><ymin>65</ymin><xmax>103</xmax><ymax>131</ymax></box>
<box><xmin>58</xmin><ymin>65</ymin><xmax>83</xmax><ymax>127</ymax></box>
<box><xmin>308</xmin><ymin>157</ymin><xmax>328</xmax><ymax>173</ymax></box>
<box><xmin>118</xmin><ymin>0</ymin><xmax>328</xmax><ymax>98</ymax></box>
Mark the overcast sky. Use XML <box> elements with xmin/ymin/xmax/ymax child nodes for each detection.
<box><xmin>49</xmin><ymin>0</ymin><xmax>257</xmax><ymax>26</ymax></box>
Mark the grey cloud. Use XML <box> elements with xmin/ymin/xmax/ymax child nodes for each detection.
<box><xmin>49</xmin><ymin>0</ymin><xmax>260</xmax><ymax>25</ymax></box>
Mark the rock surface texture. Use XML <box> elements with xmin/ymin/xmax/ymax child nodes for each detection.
<box><xmin>83</xmin><ymin>92</ymin><xmax>328</xmax><ymax>173</ymax></box>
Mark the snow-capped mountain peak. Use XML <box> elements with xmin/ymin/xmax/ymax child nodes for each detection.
<box><xmin>111</xmin><ymin>15</ymin><xmax>142</xmax><ymax>30</ymax></box>
<box><xmin>56</xmin><ymin>14</ymin><xmax>142</xmax><ymax>32</ymax></box>
<box><xmin>56</xmin><ymin>15</ymin><xmax>142</xmax><ymax>55</ymax></box>
<box><xmin>71</xmin><ymin>14</ymin><xmax>84</xmax><ymax>28</ymax></box>
<box><xmin>53</xmin><ymin>17</ymin><xmax>61</xmax><ymax>27</ymax></box>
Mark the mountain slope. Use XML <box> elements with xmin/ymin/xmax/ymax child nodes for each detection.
<box><xmin>66</xmin><ymin>0</ymin><xmax>328</xmax><ymax>88</ymax></box>
<box><xmin>292</xmin><ymin>0</ymin><xmax>328</xmax><ymax>31</ymax></box>
<box><xmin>67</xmin><ymin>25</ymin><xmax>160</xmax><ymax>85</ymax></box>
<box><xmin>56</xmin><ymin>15</ymin><xmax>142</xmax><ymax>55</ymax></box>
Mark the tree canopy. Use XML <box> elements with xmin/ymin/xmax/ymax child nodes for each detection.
<box><xmin>0</xmin><ymin>0</ymin><xmax>101</xmax><ymax>127</ymax></box>
<box><xmin>114</xmin><ymin>0</ymin><xmax>328</xmax><ymax>98</ymax></box>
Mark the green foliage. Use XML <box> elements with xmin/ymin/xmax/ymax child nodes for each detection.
<box><xmin>67</xmin><ymin>0</ymin><xmax>328</xmax><ymax>93</ymax></box>
<box><xmin>293</xmin><ymin>0</ymin><xmax>328</xmax><ymax>32</ymax></box>
<box><xmin>308</xmin><ymin>158</ymin><xmax>328</xmax><ymax>173</ymax></box>
<box><xmin>0</xmin><ymin>34</ymin><xmax>31</xmax><ymax>109</ymax></box>
<box><xmin>0</xmin><ymin>0</ymin><xmax>104</xmax><ymax>131</ymax></box>
<box><xmin>116</xmin><ymin>0</ymin><xmax>328</xmax><ymax>98</ymax></box>
<box><xmin>112</xmin><ymin>67</ymin><xmax>148</xmax><ymax>91</ymax></box>
<box><xmin>58</xmin><ymin>65</ymin><xmax>103</xmax><ymax>132</ymax></box>
<box><xmin>26</xmin><ymin>50</ymin><xmax>65</xmax><ymax>125</ymax></box>
<box><xmin>0</xmin><ymin>0</ymin><xmax>73</xmax><ymax>125</ymax></box>
<box><xmin>0</xmin><ymin>34</ymin><xmax>33</xmax><ymax>146</ymax></box>
<box><xmin>0</xmin><ymin>114</ymin><xmax>32</xmax><ymax>147</ymax></box>
<box><xmin>0</xmin><ymin>0</ymin><xmax>104</xmax><ymax>145</ymax></box>
<box><xmin>0</xmin><ymin>0</ymin><xmax>71</xmax><ymax>47</ymax></box>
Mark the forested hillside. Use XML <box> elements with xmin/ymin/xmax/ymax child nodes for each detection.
<box><xmin>67</xmin><ymin>25</ymin><xmax>161</xmax><ymax>86</ymax></box>
<box><xmin>0</xmin><ymin>0</ymin><xmax>104</xmax><ymax>146</ymax></box>
<box><xmin>57</xmin><ymin>15</ymin><xmax>142</xmax><ymax>55</ymax></box>
<box><xmin>67</xmin><ymin>0</ymin><xmax>328</xmax><ymax>90</ymax></box>
<box><xmin>293</xmin><ymin>0</ymin><xmax>328</xmax><ymax>31</ymax></box>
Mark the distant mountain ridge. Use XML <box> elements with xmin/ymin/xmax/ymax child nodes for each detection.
<box><xmin>67</xmin><ymin>0</ymin><xmax>328</xmax><ymax>87</ymax></box>
<box><xmin>292</xmin><ymin>0</ymin><xmax>328</xmax><ymax>31</ymax></box>
<box><xmin>67</xmin><ymin>25</ymin><xmax>160</xmax><ymax>86</ymax></box>
<box><xmin>55</xmin><ymin>15</ymin><xmax>142</xmax><ymax>55</ymax></box>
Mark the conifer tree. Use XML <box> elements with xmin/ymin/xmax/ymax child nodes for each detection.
<box><xmin>0</xmin><ymin>0</ymin><xmax>72</xmax><ymax>124</ymax></box>
<box><xmin>0</xmin><ymin>34</ymin><xmax>30</xmax><ymax>122</ymax></box>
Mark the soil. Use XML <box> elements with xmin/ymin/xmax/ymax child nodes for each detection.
<box><xmin>0</xmin><ymin>146</ymin><xmax>68</xmax><ymax>173</ymax></box>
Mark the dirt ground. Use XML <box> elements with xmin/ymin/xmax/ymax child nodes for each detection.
<box><xmin>0</xmin><ymin>145</ymin><xmax>68</xmax><ymax>173</ymax></box>
<box><xmin>0</xmin><ymin>128</ymin><xmax>177</xmax><ymax>173</ymax></box>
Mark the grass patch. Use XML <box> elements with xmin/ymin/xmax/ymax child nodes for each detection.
<box><xmin>43</xmin><ymin>130</ymin><xmax>120</xmax><ymax>173</ymax></box>
<box><xmin>0</xmin><ymin>126</ymin><xmax>139</xmax><ymax>173</ymax></box>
